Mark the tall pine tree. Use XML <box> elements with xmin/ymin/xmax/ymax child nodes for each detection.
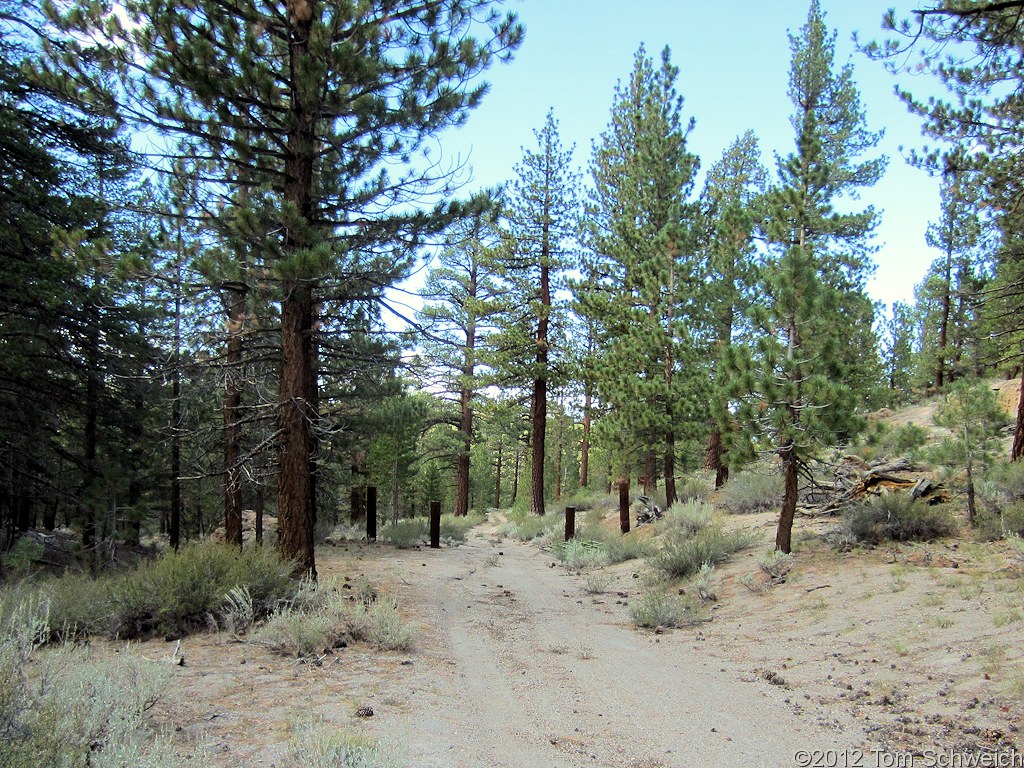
<box><xmin>41</xmin><ymin>0</ymin><xmax>522</xmax><ymax>574</ymax></box>
<box><xmin>579</xmin><ymin>45</ymin><xmax>700</xmax><ymax>506</ymax></box>
<box><xmin>729</xmin><ymin>1</ymin><xmax>884</xmax><ymax>552</ymax></box>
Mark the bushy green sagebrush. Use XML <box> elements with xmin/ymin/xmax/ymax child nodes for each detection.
<box><xmin>674</xmin><ymin>473</ymin><xmax>713</xmax><ymax>504</ymax></box>
<box><xmin>287</xmin><ymin>724</ymin><xmax>394</xmax><ymax>768</ymax></box>
<box><xmin>844</xmin><ymin>493</ymin><xmax>957</xmax><ymax>544</ymax></box>
<box><xmin>718</xmin><ymin>470</ymin><xmax>783</xmax><ymax>515</ymax></box>
<box><xmin>650</xmin><ymin>524</ymin><xmax>753</xmax><ymax>579</ymax></box>
<box><xmin>254</xmin><ymin>579</ymin><xmax>414</xmax><ymax>658</ymax></box>
<box><xmin>976</xmin><ymin>462</ymin><xmax>1024</xmax><ymax>540</ymax></box>
<box><xmin>555</xmin><ymin>539</ymin><xmax>609</xmax><ymax>571</ymax></box>
<box><xmin>854</xmin><ymin>421</ymin><xmax>929</xmax><ymax>462</ymax></box>
<box><xmin>662</xmin><ymin>501</ymin><xmax>715</xmax><ymax>537</ymax></box>
<box><xmin>112</xmin><ymin>542</ymin><xmax>295</xmax><ymax>638</ymax></box>
<box><xmin>0</xmin><ymin>597</ymin><xmax>184</xmax><ymax>768</ymax></box>
<box><xmin>628</xmin><ymin>591</ymin><xmax>705</xmax><ymax>629</ymax></box>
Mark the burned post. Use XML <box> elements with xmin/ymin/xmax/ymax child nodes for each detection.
<box><xmin>429</xmin><ymin>500</ymin><xmax>441</xmax><ymax>549</ymax></box>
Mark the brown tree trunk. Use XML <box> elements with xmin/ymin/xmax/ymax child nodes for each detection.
<box><xmin>276</xmin><ymin>2</ymin><xmax>319</xmax><ymax>577</ymax></box>
<box><xmin>223</xmin><ymin>283</ymin><xmax>246</xmax><ymax>549</ymax></box>
<box><xmin>705</xmin><ymin>429</ymin><xmax>727</xmax><ymax>488</ymax></box>
<box><xmin>278</xmin><ymin>281</ymin><xmax>317</xmax><ymax>576</ymax></box>
<box><xmin>663</xmin><ymin>431</ymin><xmax>676</xmax><ymax>507</ymax></box>
<box><xmin>618</xmin><ymin>475</ymin><xmax>630</xmax><ymax>534</ymax></box>
<box><xmin>454</xmin><ymin>382</ymin><xmax>472</xmax><ymax>517</ymax></box>
<box><xmin>511</xmin><ymin>449</ymin><xmax>520</xmax><ymax>503</ymax></box>
<box><xmin>1013</xmin><ymin>362</ymin><xmax>1024</xmax><ymax>462</ymax></box>
<box><xmin>530</xmin><ymin>379</ymin><xmax>547</xmax><ymax>516</ymax></box>
<box><xmin>641</xmin><ymin>452</ymin><xmax>656</xmax><ymax>495</ymax></box>
<box><xmin>776</xmin><ymin>440</ymin><xmax>798</xmax><ymax>554</ymax></box>
<box><xmin>254</xmin><ymin>483</ymin><xmax>264</xmax><ymax>546</ymax></box>
<box><xmin>579</xmin><ymin>388</ymin><xmax>591</xmax><ymax>489</ymax></box>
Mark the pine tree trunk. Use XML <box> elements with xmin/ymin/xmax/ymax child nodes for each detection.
<box><xmin>277</xmin><ymin>2</ymin><xmax>319</xmax><ymax>577</ymax></box>
<box><xmin>511</xmin><ymin>449</ymin><xmax>520</xmax><ymax>504</ymax></box>
<box><xmin>530</xmin><ymin>379</ymin><xmax>547</xmax><ymax>515</ymax></box>
<box><xmin>223</xmin><ymin>283</ymin><xmax>246</xmax><ymax>549</ymax></box>
<box><xmin>1013</xmin><ymin>362</ymin><xmax>1024</xmax><ymax>462</ymax></box>
<box><xmin>618</xmin><ymin>475</ymin><xmax>630</xmax><ymax>534</ymax></box>
<box><xmin>776</xmin><ymin>440</ymin><xmax>798</xmax><ymax>553</ymax></box>
<box><xmin>641</xmin><ymin>452</ymin><xmax>656</xmax><ymax>495</ymax></box>
<box><xmin>255</xmin><ymin>484</ymin><xmax>264</xmax><ymax>546</ymax></box>
<box><xmin>530</xmin><ymin>248</ymin><xmax>551</xmax><ymax>516</ymax></box>
<box><xmin>579</xmin><ymin>388</ymin><xmax>591</xmax><ymax>488</ymax></box>
<box><xmin>455</xmin><ymin>382</ymin><xmax>472</xmax><ymax>517</ymax></box>
<box><xmin>705</xmin><ymin>429</ymin><xmax>729</xmax><ymax>488</ymax></box>
<box><xmin>663</xmin><ymin>431</ymin><xmax>676</xmax><ymax>506</ymax></box>
<box><xmin>278</xmin><ymin>281</ymin><xmax>317</xmax><ymax>576</ymax></box>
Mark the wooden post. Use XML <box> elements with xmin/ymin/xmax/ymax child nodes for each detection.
<box><xmin>350</xmin><ymin>486</ymin><xmax>364</xmax><ymax>524</ymax></box>
<box><xmin>429</xmin><ymin>500</ymin><xmax>441</xmax><ymax>549</ymax></box>
<box><xmin>618</xmin><ymin>477</ymin><xmax>630</xmax><ymax>534</ymax></box>
<box><xmin>366</xmin><ymin>486</ymin><xmax>377</xmax><ymax>542</ymax></box>
<box><xmin>564</xmin><ymin>506</ymin><xmax>576</xmax><ymax>541</ymax></box>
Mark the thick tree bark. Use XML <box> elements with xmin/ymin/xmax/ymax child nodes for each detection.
<box><xmin>277</xmin><ymin>2</ymin><xmax>319</xmax><ymax>577</ymax></box>
<box><xmin>776</xmin><ymin>440</ymin><xmax>798</xmax><ymax>554</ymax></box>
<box><xmin>1013</xmin><ymin>363</ymin><xmax>1024</xmax><ymax>461</ymax></box>
<box><xmin>223</xmin><ymin>283</ymin><xmax>246</xmax><ymax>548</ymax></box>
<box><xmin>618</xmin><ymin>475</ymin><xmax>630</xmax><ymax>534</ymax></box>
<box><xmin>705</xmin><ymin>429</ymin><xmax>729</xmax><ymax>488</ymax></box>
<box><xmin>511</xmin><ymin>449</ymin><xmax>520</xmax><ymax>504</ymax></box>
<box><xmin>530</xmin><ymin>248</ymin><xmax>551</xmax><ymax>516</ymax></box>
<box><xmin>663</xmin><ymin>431</ymin><xmax>676</xmax><ymax>507</ymax></box>
<box><xmin>278</xmin><ymin>281</ymin><xmax>317</xmax><ymax>576</ymax></box>
<box><xmin>455</xmin><ymin>383</ymin><xmax>472</xmax><ymax>517</ymax></box>
<box><xmin>641</xmin><ymin>452</ymin><xmax>656</xmax><ymax>495</ymax></box>
<box><xmin>530</xmin><ymin>381</ymin><xmax>547</xmax><ymax>516</ymax></box>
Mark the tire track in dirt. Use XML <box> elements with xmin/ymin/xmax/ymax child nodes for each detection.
<box><xmin>365</xmin><ymin>518</ymin><xmax>864</xmax><ymax>767</ymax></box>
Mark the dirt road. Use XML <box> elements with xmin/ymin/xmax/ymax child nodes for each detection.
<box><xmin>344</xmin><ymin>519</ymin><xmax>865</xmax><ymax>767</ymax></box>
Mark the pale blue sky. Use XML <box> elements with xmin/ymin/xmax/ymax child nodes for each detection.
<box><xmin>437</xmin><ymin>0</ymin><xmax>948</xmax><ymax>313</ymax></box>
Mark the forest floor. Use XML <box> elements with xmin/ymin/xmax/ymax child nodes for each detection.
<box><xmin>98</xmin><ymin>506</ymin><xmax>1024</xmax><ymax>768</ymax></box>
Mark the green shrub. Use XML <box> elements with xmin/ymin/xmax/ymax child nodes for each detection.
<box><xmin>440</xmin><ymin>513</ymin><xmax>485</xmax><ymax>543</ymax></box>
<box><xmin>980</xmin><ymin>461</ymin><xmax>1024</xmax><ymax>503</ymax></box>
<box><xmin>975</xmin><ymin>501</ymin><xmax>1024</xmax><ymax>542</ymax></box>
<box><xmin>758</xmin><ymin>550</ymin><xmax>795</xmax><ymax>580</ymax></box>
<box><xmin>675</xmin><ymin>473</ymin><xmax>713</xmax><ymax>504</ymax></box>
<box><xmin>844</xmin><ymin>493</ymin><xmax>957</xmax><ymax>544</ymax></box>
<box><xmin>383</xmin><ymin>519</ymin><xmax>427</xmax><ymax>548</ymax></box>
<box><xmin>976</xmin><ymin>462</ymin><xmax>1024</xmax><ymax>542</ymax></box>
<box><xmin>112</xmin><ymin>541</ymin><xmax>295</xmax><ymax>638</ymax></box>
<box><xmin>855</xmin><ymin>421</ymin><xmax>929</xmax><ymax>461</ymax></box>
<box><xmin>255</xmin><ymin>580</ymin><xmax>414</xmax><ymax>657</ymax></box>
<box><xmin>0</xmin><ymin>597</ymin><xmax>181</xmax><ymax>768</ymax></box>
<box><xmin>718</xmin><ymin>470</ymin><xmax>783</xmax><ymax>514</ymax></box>
<box><xmin>554</xmin><ymin>539</ymin><xmax>609</xmax><ymax>571</ymax></box>
<box><xmin>662</xmin><ymin>500</ymin><xmax>715</xmax><ymax>537</ymax></box>
<box><xmin>628</xmin><ymin>591</ymin><xmax>705</xmax><ymax>629</ymax></box>
<box><xmin>500</xmin><ymin>512</ymin><xmax>557</xmax><ymax>542</ymax></box>
<box><xmin>651</xmin><ymin>524</ymin><xmax>753</xmax><ymax>579</ymax></box>
<box><xmin>0</xmin><ymin>536</ymin><xmax>44</xmax><ymax>580</ymax></box>
<box><xmin>287</xmin><ymin>724</ymin><xmax>395</xmax><ymax>768</ymax></box>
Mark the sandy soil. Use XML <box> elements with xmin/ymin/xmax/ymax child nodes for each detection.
<box><xmin>99</xmin><ymin>506</ymin><xmax>1024</xmax><ymax>768</ymax></box>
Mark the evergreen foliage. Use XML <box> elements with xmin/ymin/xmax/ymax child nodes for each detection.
<box><xmin>577</xmin><ymin>45</ymin><xmax>701</xmax><ymax>506</ymax></box>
